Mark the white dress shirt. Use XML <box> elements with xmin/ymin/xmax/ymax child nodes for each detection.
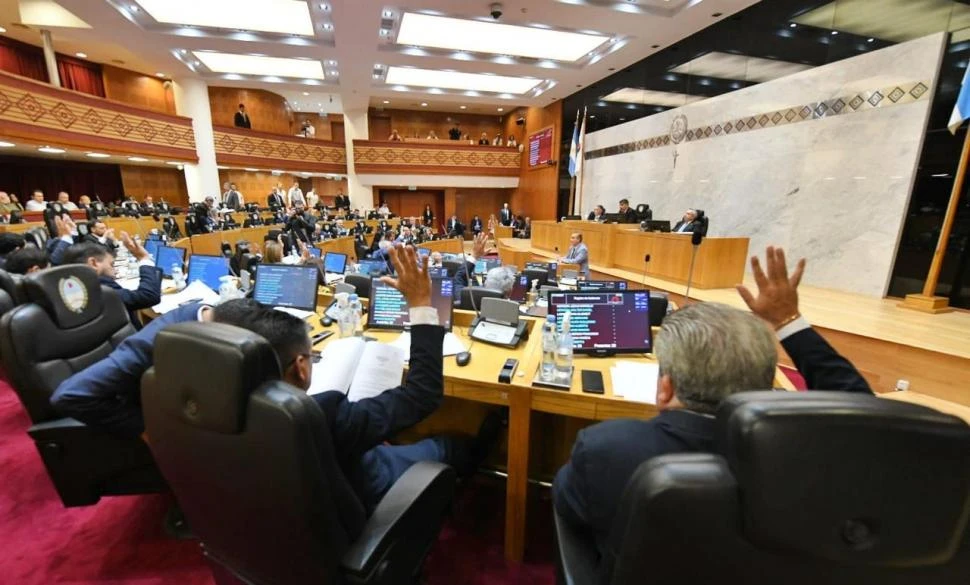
<box><xmin>25</xmin><ymin>200</ymin><xmax>46</xmax><ymax>211</ymax></box>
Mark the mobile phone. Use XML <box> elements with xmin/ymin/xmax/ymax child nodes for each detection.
<box><xmin>498</xmin><ymin>358</ymin><xmax>518</xmax><ymax>384</ymax></box>
<box><xmin>581</xmin><ymin>370</ymin><xmax>605</xmax><ymax>394</ymax></box>
<box><xmin>311</xmin><ymin>330</ymin><xmax>334</xmax><ymax>345</ymax></box>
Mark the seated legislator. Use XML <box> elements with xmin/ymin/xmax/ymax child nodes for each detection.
<box><xmin>617</xmin><ymin>198</ymin><xmax>638</xmax><ymax>224</ymax></box>
<box><xmin>25</xmin><ymin>190</ymin><xmax>47</xmax><ymax>212</ymax></box>
<box><xmin>446</xmin><ymin>215</ymin><xmax>465</xmax><ymax>238</ymax></box>
<box><xmin>44</xmin><ymin>215</ymin><xmax>81</xmax><ymax>265</ymax></box>
<box><xmin>514</xmin><ymin>216</ymin><xmax>531</xmax><ymax>239</ymax></box>
<box><xmin>4</xmin><ymin>246</ymin><xmax>50</xmax><ymax>275</ymax></box>
<box><xmin>559</xmin><ymin>232</ymin><xmax>590</xmax><ymax>278</ymax></box>
<box><xmin>470</xmin><ymin>215</ymin><xmax>484</xmax><ymax>236</ymax></box>
<box><xmin>220</xmin><ymin>247</ymin><xmax>497</xmax><ymax>512</ymax></box>
<box><xmin>553</xmin><ymin>247</ymin><xmax>872</xmax><ymax>583</ymax></box>
<box><xmin>83</xmin><ymin>220</ymin><xmax>117</xmax><ymax>250</ymax></box>
<box><xmin>673</xmin><ymin>208</ymin><xmax>699</xmax><ymax>233</ymax></box>
<box><xmin>587</xmin><ymin>205</ymin><xmax>606</xmax><ymax>222</ymax></box>
<box><xmin>57</xmin><ymin>191</ymin><xmax>78</xmax><ymax>211</ymax></box>
<box><xmin>61</xmin><ymin>234</ymin><xmax>162</xmax><ymax>327</ymax></box>
<box><xmin>451</xmin><ymin>234</ymin><xmax>516</xmax><ymax>303</ymax></box>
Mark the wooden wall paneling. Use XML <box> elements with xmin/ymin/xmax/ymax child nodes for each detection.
<box><xmin>208</xmin><ymin>87</ymin><xmax>294</xmax><ymax>136</ymax></box>
<box><xmin>101</xmin><ymin>65</ymin><xmax>175</xmax><ymax>115</ymax></box>
<box><xmin>376</xmin><ymin>189</ymin><xmax>444</xmax><ymax>222</ymax></box>
<box><xmin>311</xmin><ymin>177</ymin><xmax>350</xmax><ymax>205</ymax></box>
<box><xmin>454</xmin><ymin>188</ymin><xmax>510</xmax><ymax>225</ymax></box>
<box><xmin>370</xmin><ymin>114</ymin><xmax>392</xmax><ymax>142</ymax></box>
<box><xmin>217</xmin><ymin>170</ymin><xmax>330</xmax><ymax>207</ymax></box>
<box><xmin>119</xmin><ymin>166</ymin><xmax>189</xmax><ymax>207</ymax></box>
<box><xmin>330</xmin><ymin>115</ymin><xmax>345</xmax><ymax>143</ymax></box>
<box><xmin>369</xmin><ymin>108</ymin><xmax>506</xmax><ymax>142</ymax></box>
<box><xmin>504</xmin><ymin>102</ymin><xmax>562</xmax><ymax>221</ymax></box>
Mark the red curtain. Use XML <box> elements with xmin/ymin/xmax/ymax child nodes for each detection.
<box><xmin>0</xmin><ymin>155</ymin><xmax>124</xmax><ymax>204</ymax></box>
<box><xmin>0</xmin><ymin>36</ymin><xmax>47</xmax><ymax>82</ymax></box>
<box><xmin>56</xmin><ymin>56</ymin><xmax>105</xmax><ymax>97</ymax></box>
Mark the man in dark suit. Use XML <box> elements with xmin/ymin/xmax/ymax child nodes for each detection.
<box><xmin>552</xmin><ymin>247</ymin><xmax>871</xmax><ymax>584</ymax></box>
<box><xmin>446</xmin><ymin>215</ymin><xmax>464</xmax><ymax>238</ymax></box>
<box><xmin>673</xmin><ymin>208</ymin><xmax>698</xmax><ymax>233</ymax></box>
<box><xmin>83</xmin><ymin>220</ymin><xmax>117</xmax><ymax>250</ymax></box>
<box><xmin>334</xmin><ymin>192</ymin><xmax>350</xmax><ymax>210</ymax></box>
<box><xmin>470</xmin><ymin>215</ymin><xmax>484</xmax><ymax>236</ymax></box>
<box><xmin>224</xmin><ymin>183</ymin><xmax>243</xmax><ymax>211</ymax></box>
<box><xmin>499</xmin><ymin>203</ymin><xmax>513</xmax><ymax>227</ymax></box>
<box><xmin>234</xmin><ymin>103</ymin><xmax>251</xmax><ymax>129</ymax></box>
<box><xmin>267</xmin><ymin>188</ymin><xmax>285</xmax><ymax>210</ymax></box>
<box><xmin>617</xmin><ymin>198</ymin><xmax>638</xmax><ymax>224</ymax></box>
<box><xmin>61</xmin><ymin>236</ymin><xmax>162</xmax><ymax>328</ymax></box>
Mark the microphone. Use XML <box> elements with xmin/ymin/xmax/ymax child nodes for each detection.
<box><xmin>641</xmin><ymin>254</ymin><xmax>651</xmax><ymax>287</ymax></box>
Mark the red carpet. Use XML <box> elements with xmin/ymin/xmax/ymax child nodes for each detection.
<box><xmin>0</xmin><ymin>382</ymin><xmax>554</xmax><ymax>585</ymax></box>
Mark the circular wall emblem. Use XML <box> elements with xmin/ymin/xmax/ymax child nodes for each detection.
<box><xmin>670</xmin><ymin>114</ymin><xmax>689</xmax><ymax>144</ymax></box>
<box><xmin>58</xmin><ymin>276</ymin><xmax>89</xmax><ymax>314</ymax></box>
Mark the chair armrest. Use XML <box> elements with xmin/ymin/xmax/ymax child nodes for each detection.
<box><xmin>340</xmin><ymin>461</ymin><xmax>456</xmax><ymax>578</ymax></box>
<box><xmin>26</xmin><ymin>417</ymin><xmax>87</xmax><ymax>439</ymax></box>
<box><xmin>554</xmin><ymin>506</ymin><xmax>600</xmax><ymax>585</ymax></box>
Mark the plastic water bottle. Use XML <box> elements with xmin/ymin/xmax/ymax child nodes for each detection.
<box><xmin>555</xmin><ymin>311</ymin><xmax>574</xmax><ymax>384</ymax></box>
<box><xmin>541</xmin><ymin>315</ymin><xmax>558</xmax><ymax>382</ymax></box>
<box><xmin>127</xmin><ymin>255</ymin><xmax>138</xmax><ymax>278</ymax></box>
<box><xmin>348</xmin><ymin>294</ymin><xmax>363</xmax><ymax>336</ymax></box>
<box><xmin>335</xmin><ymin>293</ymin><xmax>354</xmax><ymax>338</ymax></box>
<box><xmin>218</xmin><ymin>275</ymin><xmax>238</xmax><ymax>301</ymax></box>
<box><xmin>171</xmin><ymin>265</ymin><xmax>186</xmax><ymax>291</ymax></box>
<box><xmin>526</xmin><ymin>279</ymin><xmax>539</xmax><ymax>307</ymax></box>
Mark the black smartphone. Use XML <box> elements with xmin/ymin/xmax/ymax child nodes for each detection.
<box><xmin>311</xmin><ymin>330</ymin><xmax>334</xmax><ymax>345</ymax></box>
<box><xmin>499</xmin><ymin>358</ymin><xmax>519</xmax><ymax>384</ymax></box>
<box><xmin>581</xmin><ymin>370</ymin><xmax>605</xmax><ymax>394</ymax></box>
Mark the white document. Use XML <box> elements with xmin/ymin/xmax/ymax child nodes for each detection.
<box><xmin>610</xmin><ymin>361</ymin><xmax>659</xmax><ymax>404</ymax></box>
<box><xmin>471</xmin><ymin>321</ymin><xmax>517</xmax><ymax>346</ymax></box>
<box><xmin>309</xmin><ymin>337</ymin><xmax>406</xmax><ymax>401</ymax></box>
<box><xmin>151</xmin><ymin>280</ymin><xmax>220</xmax><ymax>314</ymax></box>
<box><xmin>390</xmin><ymin>331</ymin><xmax>467</xmax><ymax>358</ymax></box>
<box><xmin>273</xmin><ymin>307</ymin><xmax>315</xmax><ymax>320</ymax></box>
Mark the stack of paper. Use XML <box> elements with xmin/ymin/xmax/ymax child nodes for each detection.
<box><xmin>610</xmin><ymin>361</ymin><xmax>659</xmax><ymax>404</ymax></box>
<box><xmin>274</xmin><ymin>307</ymin><xmax>316</xmax><ymax>320</ymax></box>
<box><xmin>151</xmin><ymin>280</ymin><xmax>220</xmax><ymax>314</ymax></box>
<box><xmin>390</xmin><ymin>331</ymin><xmax>467</xmax><ymax>358</ymax></box>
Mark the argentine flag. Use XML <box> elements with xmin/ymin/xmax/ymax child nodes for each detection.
<box><xmin>568</xmin><ymin>109</ymin><xmax>580</xmax><ymax>177</ymax></box>
<box><xmin>948</xmin><ymin>64</ymin><xmax>970</xmax><ymax>134</ymax></box>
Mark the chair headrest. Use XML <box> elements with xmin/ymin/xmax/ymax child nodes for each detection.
<box><xmin>153</xmin><ymin>322</ymin><xmax>282</xmax><ymax>434</ymax></box>
<box><xmin>694</xmin><ymin>209</ymin><xmax>705</xmax><ymax>219</ymax></box>
<box><xmin>23</xmin><ymin>265</ymin><xmax>104</xmax><ymax>329</ymax></box>
<box><xmin>0</xmin><ymin>269</ymin><xmax>24</xmax><ymax>304</ymax></box>
<box><xmin>717</xmin><ymin>391</ymin><xmax>970</xmax><ymax>566</ymax></box>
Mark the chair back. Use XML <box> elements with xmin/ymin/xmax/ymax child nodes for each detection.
<box><xmin>143</xmin><ymin>323</ymin><xmax>367</xmax><ymax>585</ymax></box>
<box><xmin>635</xmin><ymin>204</ymin><xmax>652</xmax><ymax>221</ymax></box>
<box><xmin>442</xmin><ymin>260</ymin><xmax>463</xmax><ymax>278</ymax></box>
<box><xmin>24</xmin><ymin>227</ymin><xmax>48</xmax><ymax>249</ymax></box>
<box><xmin>648</xmin><ymin>291</ymin><xmax>668</xmax><ymax>326</ymax></box>
<box><xmin>522</xmin><ymin>269</ymin><xmax>549</xmax><ymax>289</ymax></box>
<box><xmin>694</xmin><ymin>209</ymin><xmax>709</xmax><ymax>236</ymax></box>
<box><xmin>606</xmin><ymin>392</ymin><xmax>970</xmax><ymax>585</ymax></box>
<box><xmin>458</xmin><ymin>286</ymin><xmax>505</xmax><ymax>311</ymax></box>
<box><xmin>344</xmin><ymin>274</ymin><xmax>372</xmax><ymax>299</ymax></box>
<box><xmin>0</xmin><ymin>268</ymin><xmax>26</xmax><ymax>305</ymax></box>
<box><xmin>0</xmin><ymin>265</ymin><xmax>135</xmax><ymax>422</ymax></box>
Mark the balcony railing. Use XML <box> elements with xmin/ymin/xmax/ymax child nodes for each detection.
<box><xmin>352</xmin><ymin>139</ymin><xmax>521</xmax><ymax>176</ymax></box>
<box><xmin>213</xmin><ymin>125</ymin><xmax>346</xmax><ymax>173</ymax></box>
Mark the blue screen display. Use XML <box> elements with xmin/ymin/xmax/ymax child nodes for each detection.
<box><xmin>308</xmin><ymin>247</ymin><xmax>322</xmax><ymax>258</ymax></box>
<box><xmin>474</xmin><ymin>258</ymin><xmax>502</xmax><ymax>274</ymax></box>
<box><xmin>417</xmin><ymin>248</ymin><xmax>431</xmax><ymax>257</ymax></box>
<box><xmin>187</xmin><ymin>254</ymin><xmax>230</xmax><ymax>292</ymax></box>
<box><xmin>253</xmin><ymin>264</ymin><xmax>319</xmax><ymax>311</ymax></box>
<box><xmin>155</xmin><ymin>246</ymin><xmax>186</xmax><ymax>277</ymax></box>
<box><xmin>367</xmin><ymin>277</ymin><xmax>454</xmax><ymax>331</ymax></box>
<box><xmin>324</xmin><ymin>252</ymin><xmax>347</xmax><ymax>274</ymax></box>
<box><xmin>144</xmin><ymin>239</ymin><xmax>161</xmax><ymax>261</ymax></box>
<box><xmin>357</xmin><ymin>259</ymin><xmax>387</xmax><ymax>276</ymax></box>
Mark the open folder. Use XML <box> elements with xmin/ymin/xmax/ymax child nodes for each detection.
<box><xmin>308</xmin><ymin>337</ymin><xmax>406</xmax><ymax>401</ymax></box>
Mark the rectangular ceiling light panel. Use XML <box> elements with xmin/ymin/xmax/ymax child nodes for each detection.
<box><xmin>385</xmin><ymin>66</ymin><xmax>540</xmax><ymax>94</ymax></box>
<box><xmin>135</xmin><ymin>0</ymin><xmax>314</xmax><ymax>36</ymax></box>
<box><xmin>193</xmin><ymin>52</ymin><xmax>325</xmax><ymax>79</ymax></box>
<box><xmin>396</xmin><ymin>12</ymin><xmax>607</xmax><ymax>61</ymax></box>
<box><xmin>671</xmin><ymin>52</ymin><xmax>813</xmax><ymax>83</ymax></box>
<box><xmin>602</xmin><ymin>88</ymin><xmax>705</xmax><ymax>107</ymax></box>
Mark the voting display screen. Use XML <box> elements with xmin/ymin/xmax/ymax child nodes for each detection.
<box><xmin>324</xmin><ymin>252</ymin><xmax>347</xmax><ymax>273</ymax></box>
<box><xmin>253</xmin><ymin>264</ymin><xmax>319</xmax><ymax>311</ymax></box>
<box><xmin>155</xmin><ymin>246</ymin><xmax>187</xmax><ymax>277</ymax></box>
<box><xmin>187</xmin><ymin>254</ymin><xmax>230</xmax><ymax>291</ymax></box>
<box><xmin>577</xmin><ymin>280</ymin><xmax>628</xmax><ymax>292</ymax></box>
<box><xmin>548</xmin><ymin>291</ymin><xmax>652</xmax><ymax>354</ymax></box>
<box><xmin>368</xmin><ymin>277</ymin><xmax>454</xmax><ymax>331</ymax></box>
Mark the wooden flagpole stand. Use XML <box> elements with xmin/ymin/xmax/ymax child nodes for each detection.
<box><xmin>900</xmin><ymin>128</ymin><xmax>970</xmax><ymax>314</ymax></box>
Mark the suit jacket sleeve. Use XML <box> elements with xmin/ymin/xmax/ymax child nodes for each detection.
<box><xmin>316</xmin><ymin>324</ymin><xmax>445</xmax><ymax>459</ymax></box>
<box><xmin>45</xmin><ymin>237</ymin><xmax>72</xmax><ymax>265</ymax></box>
<box><xmin>554</xmin><ymin>428</ymin><xmax>593</xmax><ymax>529</ymax></box>
<box><xmin>452</xmin><ymin>260</ymin><xmax>475</xmax><ymax>303</ymax></box>
<box><xmin>781</xmin><ymin>327</ymin><xmax>871</xmax><ymax>393</ymax></box>
<box><xmin>568</xmin><ymin>245</ymin><xmax>589</xmax><ymax>266</ymax></box>
<box><xmin>116</xmin><ymin>265</ymin><xmax>163</xmax><ymax>310</ymax></box>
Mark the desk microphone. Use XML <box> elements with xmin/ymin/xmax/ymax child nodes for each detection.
<box><xmin>641</xmin><ymin>254</ymin><xmax>651</xmax><ymax>288</ymax></box>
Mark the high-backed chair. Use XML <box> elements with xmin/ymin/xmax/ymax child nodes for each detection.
<box><xmin>442</xmin><ymin>260</ymin><xmax>463</xmax><ymax>278</ymax></box>
<box><xmin>0</xmin><ymin>288</ymin><xmax>14</xmax><ymax>316</ymax></box>
<box><xmin>143</xmin><ymin>323</ymin><xmax>456</xmax><ymax>585</ymax></box>
<box><xmin>458</xmin><ymin>286</ymin><xmax>505</xmax><ymax>311</ymax></box>
<box><xmin>694</xmin><ymin>209</ymin><xmax>709</xmax><ymax>236</ymax></box>
<box><xmin>635</xmin><ymin>204</ymin><xmax>652</xmax><ymax>222</ymax></box>
<box><xmin>0</xmin><ymin>268</ymin><xmax>26</xmax><ymax>305</ymax></box>
<box><xmin>522</xmin><ymin>268</ymin><xmax>550</xmax><ymax>289</ymax></box>
<box><xmin>555</xmin><ymin>391</ymin><xmax>970</xmax><ymax>585</ymax></box>
<box><xmin>24</xmin><ymin>227</ymin><xmax>48</xmax><ymax>249</ymax></box>
<box><xmin>0</xmin><ymin>265</ymin><xmax>166</xmax><ymax>506</ymax></box>
<box><xmin>344</xmin><ymin>274</ymin><xmax>372</xmax><ymax>299</ymax></box>
<box><xmin>648</xmin><ymin>291</ymin><xmax>668</xmax><ymax>326</ymax></box>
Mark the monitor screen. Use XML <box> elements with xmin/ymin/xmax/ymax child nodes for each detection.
<box><xmin>577</xmin><ymin>280</ymin><xmax>629</xmax><ymax>292</ymax></box>
<box><xmin>356</xmin><ymin>259</ymin><xmax>388</xmax><ymax>276</ymax></box>
<box><xmin>155</xmin><ymin>246</ymin><xmax>186</xmax><ymax>277</ymax></box>
<box><xmin>324</xmin><ymin>252</ymin><xmax>347</xmax><ymax>274</ymax></box>
<box><xmin>417</xmin><ymin>247</ymin><xmax>431</xmax><ymax>257</ymax></box>
<box><xmin>368</xmin><ymin>277</ymin><xmax>454</xmax><ymax>331</ymax></box>
<box><xmin>509</xmin><ymin>273</ymin><xmax>530</xmax><ymax>303</ymax></box>
<box><xmin>187</xmin><ymin>254</ymin><xmax>231</xmax><ymax>292</ymax></box>
<box><xmin>526</xmin><ymin>261</ymin><xmax>558</xmax><ymax>281</ymax></box>
<box><xmin>427</xmin><ymin>266</ymin><xmax>448</xmax><ymax>279</ymax></box>
<box><xmin>548</xmin><ymin>291</ymin><xmax>652</xmax><ymax>355</ymax></box>
<box><xmin>144</xmin><ymin>239</ymin><xmax>161</xmax><ymax>261</ymax></box>
<box><xmin>308</xmin><ymin>247</ymin><xmax>322</xmax><ymax>258</ymax></box>
<box><xmin>253</xmin><ymin>264</ymin><xmax>319</xmax><ymax>312</ymax></box>
<box><xmin>474</xmin><ymin>258</ymin><xmax>502</xmax><ymax>274</ymax></box>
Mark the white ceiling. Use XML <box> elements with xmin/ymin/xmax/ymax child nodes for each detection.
<box><xmin>0</xmin><ymin>0</ymin><xmax>760</xmax><ymax>114</ymax></box>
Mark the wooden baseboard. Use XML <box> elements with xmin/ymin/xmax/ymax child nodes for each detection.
<box><xmin>899</xmin><ymin>294</ymin><xmax>954</xmax><ymax>314</ymax></box>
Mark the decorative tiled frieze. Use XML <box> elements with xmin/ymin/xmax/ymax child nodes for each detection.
<box><xmin>353</xmin><ymin>141</ymin><xmax>521</xmax><ymax>176</ymax></box>
<box><xmin>585</xmin><ymin>81</ymin><xmax>931</xmax><ymax>161</ymax></box>
<box><xmin>213</xmin><ymin>126</ymin><xmax>347</xmax><ymax>173</ymax></box>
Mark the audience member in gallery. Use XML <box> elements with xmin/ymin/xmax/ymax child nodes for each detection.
<box><xmin>426</xmin><ymin>130</ymin><xmax>439</xmax><ymax>140</ymax></box>
<box><xmin>507</xmin><ymin>135</ymin><xmax>518</xmax><ymax>148</ymax></box>
<box><xmin>25</xmin><ymin>190</ymin><xmax>47</xmax><ymax>212</ymax></box>
<box><xmin>492</xmin><ymin>133</ymin><xmax>504</xmax><ymax>146</ymax></box>
<box><xmin>77</xmin><ymin>195</ymin><xmax>92</xmax><ymax>210</ymax></box>
<box><xmin>388</xmin><ymin>129</ymin><xmax>403</xmax><ymax>142</ymax></box>
<box><xmin>7</xmin><ymin>193</ymin><xmax>24</xmax><ymax>212</ymax></box>
<box><xmin>301</xmin><ymin>119</ymin><xmax>315</xmax><ymax>138</ymax></box>
<box><xmin>234</xmin><ymin>103</ymin><xmax>251</xmax><ymax>129</ymax></box>
<box><xmin>57</xmin><ymin>191</ymin><xmax>78</xmax><ymax>211</ymax></box>
<box><xmin>449</xmin><ymin>123</ymin><xmax>462</xmax><ymax>140</ymax></box>
<box><xmin>478</xmin><ymin>132</ymin><xmax>490</xmax><ymax>145</ymax></box>
<box><xmin>0</xmin><ymin>191</ymin><xmax>21</xmax><ymax>215</ymax></box>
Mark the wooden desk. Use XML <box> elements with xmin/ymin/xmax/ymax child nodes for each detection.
<box><xmin>532</xmin><ymin>220</ymin><xmax>749</xmax><ymax>289</ymax></box>
<box><xmin>494</xmin><ymin>226</ymin><xmax>514</xmax><ymax>240</ymax></box>
<box><xmin>314</xmin><ymin>237</ymin><xmax>357</xmax><ymax>262</ymax></box>
<box><xmin>417</xmin><ymin>238</ymin><xmax>463</xmax><ymax>255</ymax></box>
<box><xmin>0</xmin><ymin>221</ymin><xmax>44</xmax><ymax>234</ymax></box>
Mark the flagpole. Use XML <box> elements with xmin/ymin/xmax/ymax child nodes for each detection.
<box><xmin>576</xmin><ymin>107</ymin><xmax>587</xmax><ymax>217</ymax></box>
<box><xmin>901</xmin><ymin>127</ymin><xmax>969</xmax><ymax>314</ymax></box>
<box><xmin>568</xmin><ymin>176</ymin><xmax>576</xmax><ymax>217</ymax></box>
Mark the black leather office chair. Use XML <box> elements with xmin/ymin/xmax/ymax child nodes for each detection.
<box><xmin>0</xmin><ymin>265</ymin><xmax>166</xmax><ymax>506</ymax></box>
<box><xmin>694</xmin><ymin>209</ymin><xmax>709</xmax><ymax>236</ymax></box>
<box><xmin>635</xmin><ymin>204</ymin><xmax>652</xmax><ymax>222</ymax></box>
<box><xmin>344</xmin><ymin>274</ymin><xmax>372</xmax><ymax>299</ymax></box>
<box><xmin>522</xmin><ymin>268</ymin><xmax>550</xmax><ymax>289</ymax></box>
<box><xmin>143</xmin><ymin>322</ymin><xmax>456</xmax><ymax>585</ymax></box>
<box><xmin>442</xmin><ymin>260</ymin><xmax>463</xmax><ymax>278</ymax></box>
<box><xmin>24</xmin><ymin>227</ymin><xmax>48</xmax><ymax>249</ymax></box>
<box><xmin>0</xmin><ymin>268</ymin><xmax>26</xmax><ymax>306</ymax></box>
<box><xmin>648</xmin><ymin>291</ymin><xmax>668</xmax><ymax>326</ymax></box>
<box><xmin>0</xmin><ymin>287</ymin><xmax>14</xmax><ymax>316</ymax></box>
<box><xmin>555</xmin><ymin>391</ymin><xmax>970</xmax><ymax>585</ymax></box>
<box><xmin>458</xmin><ymin>287</ymin><xmax>505</xmax><ymax>311</ymax></box>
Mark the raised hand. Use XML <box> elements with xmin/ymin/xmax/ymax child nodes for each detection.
<box><xmin>119</xmin><ymin>231</ymin><xmax>149</xmax><ymax>261</ymax></box>
<box><xmin>471</xmin><ymin>231</ymin><xmax>489</xmax><ymax>260</ymax></box>
<box><xmin>736</xmin><ymin>246</ymin><xmax>806</xmax><ymax>329</ymax></box>
<box><xmin>380</xmin><ymin>245</ymin><xmax>431</xmax><ymax>307</ymax></box>
<box><xmin>54</xmin><ymin>215</ymin><xmax>72</xmax><ymax>238</ymax></box>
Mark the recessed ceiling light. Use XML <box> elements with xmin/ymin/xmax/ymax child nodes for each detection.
<box><xmin>133</xmin><ymin>0</ymin><xmax>313</xmax><ymax>35</ymax></box>
<box><xmin>459</xmin><ymin>105</ymin><xmax>466</xmax><ymax>109</ymax></box>
<box><xmin>303</xmin><ymin>91</ymin><xmax>309</xmax><ymax>95</ymax></box>
<box><xmin>38</xmin><ymin>146</ymin><xmax>65</xmax><ymax>154</ymax></box>
<box><xmin>382</xmin><ymin>100</ymin><xmax>390</xmax><ymax>104</ymax></box>
<box><xmin>420</xmin><ymin>102</ymin><xmax>428</xmax><ymax>107</ymax></box>
<box><xmin>244</xmin><ymin>168</ymin><xmax>259</xmax><ymax>172</ymax></box>
<box><xmin>867</xmin><ymin>38</ymin><xmax>874</xmax><ymax>43</ymax></box>
<box><xmin>128</xmin><ymin>156</ymin><xmax>149</xmax><ymax>162</ymax></box>
<box><xmin>165</xmin><ymin>161</ymin><xmax>183</xmax><ymax>165</ymax></box>
<box><xmin>385</xmin><ymin>66</ymin><xmax>541</xmax><ymax>94</ymax></box>
<box><xmin>129</xmin><ymin>4</ymin><xmax>139</xmax><ymax>12</ymax></box>
<box><xmin>75</xmin><ymin>52</ymin><xmax>87</xmax><ymax>58</ymax></box>
<box><xmin>789</xmin><ymin>23</ymin><xmax>797</xmax><ymax>28</ymax></box>
<box><xmin>85</xmin><ymin>152</ymin><xmax>111</xmax><ymax>158</ymax></box>
<box><xmin>323</xmin><ymin>23</ymin><xmax>333</xmax><ymax>30</ymax></box>
<box><xmin>831</xmin><ymin>30</ymin><xmax>839</xmax><ymax>35</ymax></box>
<box><xmin>497</xmin><ymin>108</ymin><xmax>504</xmax><ymax>112</ymax></box>
<box><xmin>396</xmin><ymin>12</ymin><xmax>608</xmax><ymax>62</ymax></box>
<box><xmin>155</xmin><ymin>72</ymin><xmax>165</xmax><ymax>77</ymax></box>
<box><xmin>0</xmin><ymin>141</ymin><xmax>14</xmax><ymax>147</ymax></box>
<box><xmin>0</xmin><ymin>27</ymin><xmax>5</xmax><ymax>34</ymax></box>
<box><xmin>193</xmin><ymin>51</ymin><xmax>325</xmax><ymax>79</ymax></box>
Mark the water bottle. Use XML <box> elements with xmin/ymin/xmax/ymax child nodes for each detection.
<box><xmin>348</xmin><ymin>294</ymin><xmax>363</xmax><ymax>336</ymax></box>
<box><xmin>541</xmin><ymin>315</ymin><xmax>558</xmax><ymax>382</ymax></box>
<box><xmin>526</xmin><ymin>279</ymin><xmax>539</xmax><ymax>307</ymax></box>
<box><xmin>218</xmin><ymin>275</ymin><xmax>237</xmax><ymax>301</ymax></box>
<box><xmin>555</xmin><ymin>311</ymin><xmax>574</xmax><ymax>384</ymax></box>
<box><xmin>127</xmin><ymin>255</ymin><xmax>138</xmax><ymax>278</ymax></box>
<box><xmin>335</xmin><ymin>293</ymin><xmax>354</xmax><ymax>338</ymax></box>
<box><xmin>171</xmin><ymin>265</ymin><xmax>187</xmax><ymax>291</ymax></box>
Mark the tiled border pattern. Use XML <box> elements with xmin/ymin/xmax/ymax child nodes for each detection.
<box><xmin>585</xmin><ymin>81</ymin><xmax>931</xmax><ymax>161</ymax></box>
<box><xmin>213</xmin><ymin>129</ymin><xmax>346</xmax><ymax>167</ymax></box>
<box><xmin>354</xmin><ymin>143</ymin><xmax>521</xmax><ymax>171</ymax></box>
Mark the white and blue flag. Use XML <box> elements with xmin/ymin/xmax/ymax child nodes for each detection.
<box><xmin>948</xmin><ymin>65</ymin><xmax>970</xmax><ymax>134</ymax></box>
<box><xmin>568</xmin><ymin>109</ymin><xmax>580</xmax><ymax>177</ymax></box>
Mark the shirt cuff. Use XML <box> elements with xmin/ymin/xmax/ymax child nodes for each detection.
<box><xmin>776</xmin><ymin>316</ymin><xmax>811</xmax><ymax>341</ymax></box>
<box><xmin>137</xmin><ymin>257</ymin><xmax>155</xmax><ymax>268</ymax></box>
<box><xmin>59</xmin><ymin>235</ymin><xmax>73</xmax><ymax>244</ymax></box>
<box><xmin>409</xmin><ymin>306</ymin><xmax>439</xmax><ymax>326</ymax></box>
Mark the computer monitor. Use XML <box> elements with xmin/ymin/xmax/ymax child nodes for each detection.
<box><xmin>187</xmin><ymin>254</ymin><xmax>231</xmax><ymax>292</ymax></box>
<box><xmin>307</xmin><ymin>247</ymin><xmax>322</xmax><ymax>258</ymax></box>
<box><xmin>548</xmin><ymin>290</ymin><xmax>652</xmax><ymax>356</ymax></box>
<box><xmin>417</xmin><ymin>247</ymin><xmax>431</xmax><ymax>257</ymax></box>
<box><xmin>155</xmin><ymin>246</ymin><xmax>187</xmax><ymax>277</ymax></box>
<box><xmin>367</xmin><ymin>277</ymin><xmax>454</xmax><ymax>331</ymax></box>
<box><xmin>474</xmin><ymin>258</ymin><xmax>502</xmax><ymax>275</ymax></box>
<box><xmin>253</xmin><ymin>264</ymin><xmax>319</xmax><ymax>312</ymax></box>
<box><xmin>509</xmin><ymin>273</ymin><xmax>530</xmax><ymax>303</ymax></box>
<box><xmin>577</xmin><ymin>280</ymin><xmax>629</xmax><ymax>292</ymax></box>
<box><xmin>427</xmin><ymin>266</ymin><xmax>448</xmax><ymax>279</ymax></box>
<box><xmin>323</xmin><ymin>251</ymin><xmax>347</xmax><ymax>274</ymax></box>
<box><xmin>356</xmin><ymin>259</ymin><xmax>387</xmax><ymax>276</ymax></box>
<box><xmin>642</xmin><ymin>220</ymin><xmax>671</xmax><ymax>233</ymax></box>
<box><xmin>525</xmin><ymin>261</ymin><xmax>558</xmax><ymax>282</ymax></box>
<box><xmin>144</xmin><ymin>239</ymin><xmax>161</xmax><ymax>261</ymax></box>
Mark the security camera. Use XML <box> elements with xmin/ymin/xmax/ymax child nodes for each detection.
<box><xmin>489</xmin><ymin>2</ymin><xmax>503</xmax><ymax>19</ymax></box>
